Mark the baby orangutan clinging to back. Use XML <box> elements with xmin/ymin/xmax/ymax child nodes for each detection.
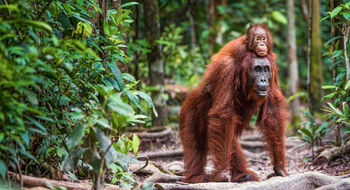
<box><xmin>179</xmin><ymin>24</ymin><xmax>289</xmax><ymax>183</ymax></box>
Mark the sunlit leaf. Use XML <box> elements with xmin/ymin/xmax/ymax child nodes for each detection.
<box><xmin>322</xmin><ymin>85</ymin><xmax>337</xmax><ymax>89</ymax></box>
<box><xmin>121</xmin><ymin>2</ymin><xmax>139</xmax><ymax>7</ymax></box>
<box><xmin>271</xmin><ymin>11</ymin><xmax>287</xmax><ymax>25</ymax></box>
<box><xmin>331</xmin><ymin>6</ymin><xmax>343</xmax><ymax>18</ymax></box>
<box><xmin>132</xmin><ymin>134</ymin><xmax>140</xmax><ymax>157</ymax></box>
<box><xmin>108</xmin><ymin>94</ymin><xmax>134</xmax><ymax>116</ymax></box>
<box><xmin>345</xmin><ymin>80</ymin><xmax>350</xmax><ymax>90</ymax></box>
<box><xmin>6</xmin><ymin>19</ymin><xmax>52</xmax><ymax>32</ymax></box>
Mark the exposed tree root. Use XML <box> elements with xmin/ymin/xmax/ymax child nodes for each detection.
<box><xmin>139</xmin><ymin>150</ymin><xmax>183</xmax><ymax>159</ymax></box>
<box><xmin>144</xmin><ymin>173</ymin><xmax>183</xmax><ymax>183</ymax></box>
<box><xmin>314</xmin><ymin>143</ymin><xmax>350</xmax><ymax>164</ymax></box>
<box><xmin>9</xmin><ymin>172</ymin><xmax>119</xmax><ymax>190</ymax></box>
<box><xmin>135</xmin><ymin>127</ymin><xmax>172</xmax><ymax>139</ymax></box>
<box><xmin>154</xmin><ymin>172</ymin><xmax>350</xmax><ymax>190</ymax></box>
<box><xmin>127</xmin><ymin>126</ymin><xmax>167</xmax><ymax>133</ymax></box>
<box><xmin>239</xmin><ymin>139</ymin><xmax>297</xmax><ymax>149</ymax></box>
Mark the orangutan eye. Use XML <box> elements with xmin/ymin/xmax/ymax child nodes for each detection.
<box><xmin>264</xmin><ymin>66</ymin><xmax>270</xmax><ymax>72</ymax></box>
<box><xmin>255</xmin><ymin>65</ymin><xmax>262</xmax><ymax>72</ymax></box>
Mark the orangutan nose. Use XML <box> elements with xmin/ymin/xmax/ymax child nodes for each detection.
<box><xmin>257</xmin><ymin>78</ymin><xmax>268</xmax><ymax>91</ymax></box>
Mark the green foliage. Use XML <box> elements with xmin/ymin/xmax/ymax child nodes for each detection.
<box><xmin>271</xmin><ymin>11</ymin><xmax>287</xmax><ymax>25</ymax></box>
<box><xmin>320</xmin><ymin>1</ymin><xmax>350</xmax><ymax>147</ymax></box>
<box><xmin>0</xmin><ymin>0</ymin><xmax>154</xmax><ymax>188</ymax></box>
<box><xmin>158</xmin><ymin>25</ymin><xmax>205</xmax><ymax>85</ymax></box>
<box><xmin>322</xmin><ymin>79</ymin><xmax>350</xmax><ymax>145</ymax></box>
<box><xmin>297</xmin><ymin>112</ymin><xmax>330</xmax><ymax>159</ymax></box>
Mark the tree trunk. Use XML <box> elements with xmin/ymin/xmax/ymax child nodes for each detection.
<box><xmin>306</xmin><ymin>0</ymin><xmax>312</xmax><ymax>114</ymax></box>
<box><xmin>208</xmin><ymin>0</ymin><xmax>216</xmax><ymax>56</ymax></box>
<box><xmin>143</xmin><ymin>0</ymin><xmax>168</xmax><ymax>126</ymax></box>
<box><xmin>344</xmin><ymin>22</ymin><xmax>350</xmax><ymax>80</ymax></box>
<box><xmin>215</xmin><ymin>0</ymin><xmax>226</xmax><ymax>46</ymax></box>
<box><xmin>309</xmin><ymin>0</ymin><xmax>323</xmax><ymax>113</ymax></box>
<box><xmin>188</xmin><ymin>0</ymin><xmax>197</xmax><ymax>74</ymax></box>
<box><xmin>287</xmin><ymin>0</ymin><xmax>301</xmax><ymax>125</ymax></box>
<box><xmin>208</xmin><ymin>0</ymin><xmax>226</xmax><ymax>56</ymax></box>
<box><xmin>330</xmin><ymin>0</ymin><xmax>337</xmax><ymax>85</ymax></box>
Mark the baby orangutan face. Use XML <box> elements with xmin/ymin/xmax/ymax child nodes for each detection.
<box><xmin>247</xmin><ymin>26</ymin><xmax>271</xmax><ymax>57</ymax></box>
<box><xmin>248</xmin><ymin>58</ymin><xmax>271</xmax><ymax>98</ymax></box>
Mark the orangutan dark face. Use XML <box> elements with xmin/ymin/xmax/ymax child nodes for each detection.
<box><xmin>248</xmin><ymin>58</ymin><xmax>271</xmax><ymax>97</ymax></box>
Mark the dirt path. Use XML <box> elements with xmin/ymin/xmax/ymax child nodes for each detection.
<box><xmin>134</xmin><ymin>127</ymin><xmax>350</xmax><ymax>189</ymax></box>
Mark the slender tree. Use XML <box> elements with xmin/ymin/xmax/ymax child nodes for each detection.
<box><xmin>188</xmin><ymin>0</ymin><xmax>198</xmax><ymax>73</ymax></box>
<box><xmin>287</xmin><ymin>0</ymin><xmax>301</xmax><ymax>125</ymax></box>
<box><xmin>208</xmin><ymin>0</ymin><xmax>216</xmax><ymax>56</ymax></box>
<box><xmin>309</xmin><ymin>0</ymin><xmax>323</xmax><ymax>113</ymax></box>
<box><xmin>143</xmin><ymin>0</ymin><xmax>168</xmax><ymax>126</ymax></box>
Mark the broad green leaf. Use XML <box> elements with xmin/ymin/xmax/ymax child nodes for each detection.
<box><xmin>321</xmin><ymin>92</ymin><xmax>336</xmax><ymax>101</ymax></box>
<box><xmin>343</xmin><ymin>127</ymin><xmax>350</xmax><ymax>134</ymax></box>
<box><xmin>6</xmin><ymin>19</ymin><xmax>52</xmax><ymax>32</ymax></box>
<box><xmin>62</xmin><ymin>147</ymin><xmax>87</xmax><ymax>172</ymax></box>
<box><xmin>272</xmin><ymin>11</ymin><xmax>287</xmax><ymax>25</ymax></box>
<box><xmin>136</xmin><ymin>39</ymin><xmax>150</xmax><ymax>47</ymax></box>
<box><xmin>136</xmin><ymin>91</ymin><xmax>158</xmax><ymax>117</ymax></box>
<box><xmin>129</xmin><ymin>114</ymin><xmax>147</xmax><ymax>124</ymax></box>
<box><xmin>342</xmin><ymin>11</ymin><xmax>350</xmax><ymax>20</ymax></box>
<box><xmin>122</xmin><ymin>73</ymin><xmax>136</xmax><ymax>83</ymax></box>
<box><xmin>345</xmin><ymin>80</ymin><xmax>350</xmax><ymax>90</ymax></box>
<box><xmin>124</xmin><ymin>89</ymin><xmax>142</xmax><ymax>111</ymax></box>
<box><xmin>305</xmin><ymin>111</ymin><xmax>315</xmax><ymax>124</ymax></box>
<box><xmin>108</xmin><ymin>95</ymin><xmax>134</xmax><ymax>116</ymax></box>
<box><xmin>94</xmin><ymin>128</ymin><xmax>121</xmax><ymax>164</ymax></box>
<box><xmin>0</xmin><ymin>4</ymin><xmax>18</xmax><ymax>12</ymax></box>
<box><xmin>331</xmin><ymin>6</ymin><xmax>343</xmax><ymax>18</ymax></box>
<box><xmin>108</xmin><ymin>63</ymin><xmax>125</xmax><ymax>91</ymax></box>
<box><xmin>19</xmin><ymin>132</ymin><xmax>30</xmax><ymax>146</ymax></box>
<box><xmin>326</xmin><ymin>102</ymin><xmax>343</xmax><ymax>116</ymax></box>
<box><xmin>322</xmin><ymin>85</ymin><xmax>337</xmax><ymax>89</ymax></box>
<box><xmin>287</xmin><ymin>92</ymin><xmax>306</xmax><ymax>102</ymax></box>
<box><xmin>299</xmin><ymin>128</ymin><xmax>313</xmax><ymax>139</ymax></box>
<box><xmin>132</xmin><ymin>134</ymin><xmax>140</xmax><ymax>157</ymax></box>
<box><xmin>103</xmin><ymin>77</ymin><xmax>120</xmax><ymax>91</ymax></box>
<box><xmin>122</xmin><ymin>2</ymin><xmax>139</xmax><ymax>7</ymax></box>
<box><xmin>344</xmin><ymin>103</ymin><xmax>349</xmax><ymax>118</ymax></box>
<box><xmin>320</xmin><ymin>15</ymin><xmax>330</xmax><ymax>22</ymax></box>
<box><xmin>26</xmin><ymin>117</ymin><xmax>47</xmax><ymax>133</ymax></box>
<box><xmin>97</xmin><ymin>118</ymin><xmax>112</xmax><ymax>129</ymax></box>
<box><xmin>59</xmin><ymin>95</ymin><xmax>71</xmax><ymax>105</ymax></box>
<box><xmin>0</xmin><ymin>160</ymin><xmax>6</xmax><ymax>178</ymax></box>
<box><xmin>67</xmin><ymin>125</ymin><xmax>86</xmax><ymax>150</ymax></box>
<box><xmin>325</xmin><ymin>36</ymin><xmax>343</xmax><ymax>45</ymax></box>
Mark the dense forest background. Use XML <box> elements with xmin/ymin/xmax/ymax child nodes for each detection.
<box><xmin>1</xmin><ymin>0</ymin><xmax>350</xmax><ymax>189</ymax></box>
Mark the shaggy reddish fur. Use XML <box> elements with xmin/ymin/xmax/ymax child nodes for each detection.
<box><xmin>179</xmin><ymin>26</ymin><xmax>289</xmax><ymax>183</ymax></box>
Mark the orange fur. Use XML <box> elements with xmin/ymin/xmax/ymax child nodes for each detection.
<box><xmin>179</xmin><ymin>26</ymin><xmax>289</xmax><ymax>183</ymax></box>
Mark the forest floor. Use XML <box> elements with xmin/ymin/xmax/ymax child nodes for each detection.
<box><xmin>133</xmin><ymin>125</ymin><xmax>350</xmax><ymax>189</ymax></box>
<box><xmin>18</xmin><ymin>125</ymin><xmax>350</xmax><ymax>190</ymax></box>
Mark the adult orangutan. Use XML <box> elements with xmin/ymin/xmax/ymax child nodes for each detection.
<box><xmin>179</xmin><ymin>24</ymin><xmax>289</xmax><ymax>183</ymax></box>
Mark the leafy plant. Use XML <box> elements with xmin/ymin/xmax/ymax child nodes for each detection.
<box><xmin>158</xmin><ymin>24</ymin><xmax>206</xmax><ymax>85</ymax></box>
<box><xmin>0</xmin><ymin>0</ymin><xmax>153</xmax><ymax>189</ymax></box>
<box><xmin>322</xmin><ymin>80</ymin><xmax>350</xmax><ymax>146</ymax></box>
<box><xmin>297</xmin><ymin>112</ymin><xmax>330</xmax><ymax>159</ymax></box>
